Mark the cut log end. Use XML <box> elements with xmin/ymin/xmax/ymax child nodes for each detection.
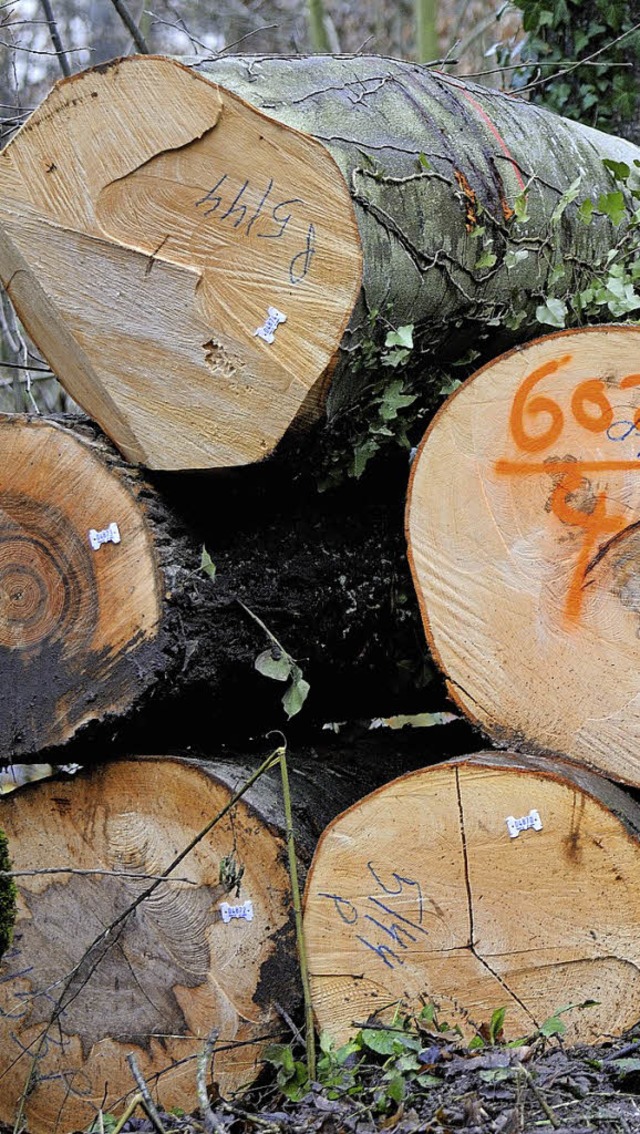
<box><xmin>304</xmin><ymin>752</ymin><xmax>640</xmax><ymax>1048</ymax></box>
<box><xmin>0</xmin><ymin>757</ymin><xmax>297</xmax><ymax>1133</ymax></box>
<box><xmin>0</xmin><ymin>55</ymin><xmax>362</xmax><ymax>469</ymax></box>
<box><xmin>0</xmin><ymin>416</ymin><xmax>162</xmax><ymax>756</ymax></box>
<box><xmin>406</xmin><ymin>326</ymin><xmax>640</xmax><ymax>786</ymax></box>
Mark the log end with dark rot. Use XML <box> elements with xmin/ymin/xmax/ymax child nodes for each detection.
<box><xmin>0</xmin><ymin>55</ymin><xmax>362</xmax><ymax>469</ymax></box>
<box><xmin>304</xmin><ymin>752</ymin><xmax>640</xmax><ymax>1048</ymax></box>
<box><xmin>0</xmin><ymin>415</ymin><xmax>163</xmax><ymax>758</ymax></box>
<box><xmin>0</xmin><ymin>757</ymin><xmax>298</xmax><ymax>1134</ymax></box>
<box><xmin>406</xmin><ymin>326</ymin><xmax>640</xmax><ymax>786</ymax></box>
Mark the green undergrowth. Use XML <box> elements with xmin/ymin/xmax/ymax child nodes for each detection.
<box><xmin>262</xmin><ymin>999</ymin><xmax>596</xmax><ymax>1108</ymax></box>
<box><xmin>319</xmin><ymin>157</ymin><xmax>640</xmax><ymax>490</ymax></box>
<box><xmin>506</xmin><ymin>0</ymin><xmax>640</xmax><ymax>140</ymax></box>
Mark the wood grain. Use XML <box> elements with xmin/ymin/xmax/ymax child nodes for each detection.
<box><xmin>304</xmin><ymin>751</ymin><xmax>640</xmax><ymax>1047</ymax></box>
<box><xmin>0</xmin><ymin>56</ymin><xmax>361</xmax><ymax>469</ymax></box>
<box><xmin>406</xmin><ymin>326</ymin><xmax>640</xmax><ymax>785</ymax></box>
<box><xmin>0</xmin><ymin>415</ymin><xmax>162</xmax><ymax>756</ymax></box>
<box><xmin>0</xmin><ymin>758</ymin><xmax>296</xmax><ymax>1133</ymax></box>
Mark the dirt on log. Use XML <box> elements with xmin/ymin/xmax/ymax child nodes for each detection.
<box><xmin>1</xmin><ymin>54</ymin><xmax>639</xmax><ymax>467</ymax></box>
<box><xmin>0</xmin><ymin>413</ymin><xmax>449</xmax><ymax>761</ymax></box>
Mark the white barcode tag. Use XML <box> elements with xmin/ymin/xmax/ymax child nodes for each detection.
<box><xmin>506</xmin><ymin>809</ymin><xmax>543</xmax><ymax>838</ymax></box>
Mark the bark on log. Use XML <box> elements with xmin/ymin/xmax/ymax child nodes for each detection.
<box><xmin>0</xmin><ymin>749</ymin><xmax>393</xmax><ymax>1133</ymax></box>
<box><xmin>304</xmin><ymin>750</ymin><xmax>640</xmax><ymax>1049</ymax></box>
<box><xmin>1</xmin><ymin>54</ymin><xmax>639</xmax><ymax>468</ymax></box>
<box><xmin>0</xmin><ymin>413</ymin><xmax>448</xmax><ymax>761</ymax></box>
<box><xmin>406</xmin><ymin>325</ymin><xmax>640</xmax><ymax>787</ymax></box>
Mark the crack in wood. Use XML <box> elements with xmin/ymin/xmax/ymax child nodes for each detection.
<box><xmin>455</xmin><ymin>766</ymin><xmax>539</xmax><ymax>1029</ymax></box>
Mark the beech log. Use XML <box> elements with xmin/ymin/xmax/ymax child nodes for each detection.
<box><xmin>1</xmin><ymin>55</ymin><xmax>639</xmax><ymax>468</ymax></box>
<box><xmin>0</xmin><ymin>413</ymin><xmax>442</xmax><ymax>761</ymax></box>
<box><xmin>406</xmin><ymin>325</ymin><xmax>640</xmax><ymax>786</ymax></box>
<box><xmin>0</xmin><ymin>750</ymin><xmax>388</xmax><ymax>1133</ymax></box>
<box><xmin>304</xmin><ymin>751</ymin><xmax>640</xmax><ymax>1048</ymax></box>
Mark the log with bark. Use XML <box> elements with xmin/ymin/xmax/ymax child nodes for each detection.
<box><xmin>406</xmin><ymin>325</ymin><xmax>640</xmax><ymax>787</ymax></box>
<box><xmin>304</xmin><ymin>750</ymin><xmax>640</xmax><ymax>1049</ymax></box>
<box><xmin>0</xmin><ymin>743</ymin><xmax>425</xmax><ymax>1133</ymax></box>
<box><xmin>0</xmin><ymin>412</ymin><xmax>452</xmax><ymax>761</ymax></box>
<box><xmin>1</xmin><ymin>54</ymin><xmax>639</xmax><ymax>468</ymax></box>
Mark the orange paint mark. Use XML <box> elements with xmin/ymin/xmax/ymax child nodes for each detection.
<box><xmin>509</xmin><ymin>354</ymin><xmax>573</xmax><ymax>453</ymax></box>
<box><xmin>549</xmin><ymin>466</ymin><xmax>628</xmax><ymax>623</ymax></box>
<box><xmin>454</xmin><ymin>87</ymin><xmax>526</xmax><ymax>192</ymax></box>
<box><xmin>501</xmin><ymin>196</ymin><xmax>515</xmax><ymax>222</ymax></box>
<box><xmin>571</xmin><ymin>379</ymin><xmax>614</xmax><ymax>434</ymax></box>
<box><xmin>496</xmin><ymin>358</ymin><xmax>640</xmax><ymax>626</ymax></box>
<box><xmin>495</xmin><ymin>459</ymin><xmax>640</xmax><ymax>476</ymax></box>
<box><xmin>454</xmin><ymin>169</ymin><xmax>478</xmax><ymax>232</ymax></box>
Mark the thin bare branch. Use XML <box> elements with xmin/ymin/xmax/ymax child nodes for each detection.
<box><xmin>517</xmin><ymin>19</ymin><xmax>640</xmax><ymax>94</ymax></box>
<box><xmin>126</xmin><ymin>1053</ymin><xmax>168</xmax><ymax>1134</ymax></box>
<box><xmin>0</xmin><ymin>39</ymin><xmax>87</xmax><ymax>55</ymax></box>
<box><xmin>196</xmin><ymin>1029</ymin><xmax>226</xmax><ymax>1134</ymax></box>
<box><xmin>0</xmin><ymin>867</ymin><xmax>197</xmax><ymax>883</ymax></box>
<box><xmin>108</xmin><ymin>0</ymin><xmax>150</xmax><ymax>53</ymax></box>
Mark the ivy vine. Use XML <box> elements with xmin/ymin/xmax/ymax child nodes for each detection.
<box><xmin>506</xmin><ymin>0</ymin><xmax>640</xmax><ymax>144</ymax></box>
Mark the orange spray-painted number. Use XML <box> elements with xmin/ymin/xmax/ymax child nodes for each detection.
<box><xmin>499</xmin><ymin>357</ymin><xmax>637</xmax><ymax>626</ymax></box>
<box><xmin>509</xmin><ymin>355</ymin><xmax>572</xmax><ymax>453</ymax></box>
<box><xmin>549</xmin><ymin>467</ymin><xmax>627</xmax><ymax>623</ymax></box>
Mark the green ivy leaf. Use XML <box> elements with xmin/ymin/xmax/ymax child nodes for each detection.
<box><xmin>504</xmin><ymin>249</ymin><xmax>529</xmax><ymax>270</ymax></box>
<box><xmin>603</xmin><ymin>158</ymin><xmax>631</xmax><ymax>181</ymax></box>
<box><xmin>475</xmin><ymin>250</ymin><xmax>497</xmax><ymax>269</ymax></box>
<box><xmin>536</xmin><ymin>297</ymin><xmax>567</xmax><ymax>327</ymax></box>
<box><xmin>254</xmin><ymin>648</ymin><xmax>292</xmax><ymax>682</ymax></box>
<box><xmin>539</xmin><ymin>1015</ymin><xmax>567</xmax><ymax>1038</ymax></box>
<box><xmin>551</xmin><ymin>176</ymin><xmax>581</xmax><ymax>223</ymax></box>
<box><xmin>504</xmin><ymin>309</ymin><xmax>528</xmax><ymax>331</ymax></box>
<box><xmin>361</xmin><ymin>1028</ymin><xmax>400</xmax><ymax>1055</ymax></box>
<box><xmin>547</xmin><ymin>264</ymin><xmax>566</xmax><ymax>286</ymax></box>
<box><xmin>282</xmin><ymin>677</ymin><xmax>310</xmax><ymax>719</ymax></box>
<box><xmin>381</xmin><ymin>348</ymin><xmax>411</xmax><ymax>368</ymax></box>
<box><xmin>514</xmin><ymin>191</ymin><xmax>530</xmax><ymax>223</ymax></box>
<box><xmin>385</xmin><ymin>1074</ymin><xmax>406</xmax><ymax>1103</ymax></box>
<box><xmin>385</xmin><ymin>325</ymin><xmax>414</xmax><ymax>350</ymax></box>
<box><xmin>352</xmin><ymin>438</ymin><xmax>379</xmax><ymax>478</ymax></box>
<box><xmin>200</xmin><ymin>545</ymin><xmax>217</xmax><ymax>581</ymax></box>
<box><xmin>597</xmin><ymin>190</ymin><xmax>627</xmax><ymax>226</ymax></box>
<box><xmin>380</xmin><ymin>380</ymin><xmax>418</xmax><ymax>421</ymax></box>
<box><xmin>578</xmin><ymin>198</ymin><xmax>594</xmax><ymax>224</ymax></box>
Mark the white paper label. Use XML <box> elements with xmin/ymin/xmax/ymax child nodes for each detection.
<box><xmin>88</xmin><ymin>522</ymin><xmax>121</xmax><ymax>551</ymax></box>
<box><xmin>220</xmin><ymin>900</ymin><xmax>254</xmax><ymax>924</ymax></box>
<box><xmin>254</xmin><ymin>306</ymin><xmax>287</xmax><ymax>344</ymax></box>
<box><xmin>506</xmin><ymin>809</ymin><xmax>543</xmax><ymax>839</ymax></box>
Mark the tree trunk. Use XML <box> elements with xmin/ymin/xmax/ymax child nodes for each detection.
<box><xmin>406</xmin><ymin>325</ymin><xmax>640</xmax><ymax>788</ymax></box>
<box><xmin>0</xmin><ymin>747</ymin><xmax>404</xmax><ymax>1133</ymax></box>
<box><xmin>0</xmin><ymin>412</ymin><xmax>458</xmax><ymax>762</ymax></box>
<box><xmin>304</xmin><ymin>750</ymin><xmax>640</xmax><ymax>1049</ymax></box>
<box><xmin>1</xmin><ymin>54</ymin><xmax>639</xmax><ymax>468</ymax></box>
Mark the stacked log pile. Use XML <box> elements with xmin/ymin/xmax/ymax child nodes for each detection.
<box><xmin>2</xmin><ymin>52</ymin><xmax>640</xmax><ymax>1133</ymax></box>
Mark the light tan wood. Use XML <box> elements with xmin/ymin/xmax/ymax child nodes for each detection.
<box><xmin>0</xmin><ymin>56</ymin><xmax>362</xmax><ymax>469</ymax></box>
<box><xmin>0</xmin><ymin>757</ymin><xmax>295</xmax><ymax>1133</ymax></box>
<box><xmin>0</xmin><ymin>415</ymin><xmax>162</xmax><ymax>755</ymax></box>
<box><xmin>406</xmin><ymin>326</ymin><xmax>640</xmax><ymax>785</ymax></box>
<box><xmin>304</xmin><ymin>752</ymin><xmax>640</xmax><ymax>1047</ymax></box>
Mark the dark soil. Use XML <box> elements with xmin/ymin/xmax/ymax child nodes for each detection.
<box><xmin>32</xmin><ymin>1024</ymin><xmax>640</xmax><ymax>1134</ymax></box>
